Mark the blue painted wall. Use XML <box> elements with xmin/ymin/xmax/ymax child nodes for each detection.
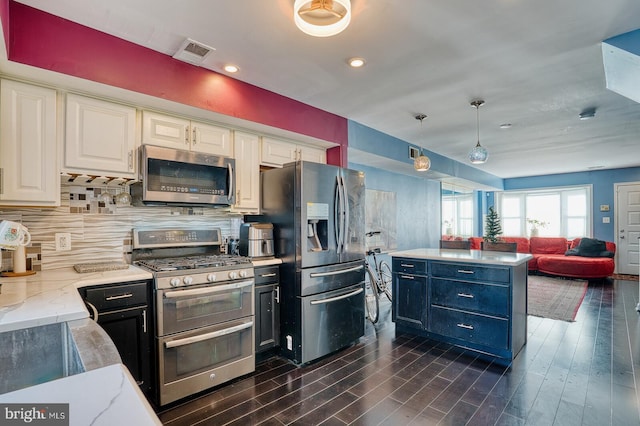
<box><xmin>483</xmin><ymin>167</ymin><xmax>640</xmax><ymax>241</ymax></box>
<box><xmin>348</xmin><ymin>121</ymin><xmax>503</xmax><ymax>190</ymax></box>
<box><xmin>349</xmin><ymin>163</ymin><xmax>441</xmax><ymax>251</ymax></box>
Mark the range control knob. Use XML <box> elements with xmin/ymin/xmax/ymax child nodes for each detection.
<box><xmin>228</xmin><ymin>271</ymin><xmax>238</xmax><ymax>280</ymax></box>
<box><xmin>170</xmin><ymin>278</ymin><xmax>181</xmax><ymax>287</ymax></box>
<box><xmin>183</xmin><ymin>276</ymin><xmax>193</xmax><ymax>285</ymax></box>
<box><xmin>207</xmin><ymin>273</ymin><xmax>217</xmax><ymax>282</ymax></box>
<box><xmin>239</xmin><ymin>270</ymin><xmax>247</xmax><ymax>278</ymax></box>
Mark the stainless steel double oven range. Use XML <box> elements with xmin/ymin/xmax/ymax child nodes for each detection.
<box><xmin>132</xmin><ymin>228</ymin><xmax>254</xmax><ymax>406</ymax></box>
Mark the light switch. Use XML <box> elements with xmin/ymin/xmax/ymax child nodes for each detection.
<box><xmin>602</xmin><ymin>217</ymin><xmax>610</xmax><ymax>223</ymax></box>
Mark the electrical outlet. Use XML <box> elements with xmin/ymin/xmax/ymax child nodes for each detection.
<box><xmin>55</xmin><ymin>233</ymin><xmax>71</xmax><ymax>251</ymax></box>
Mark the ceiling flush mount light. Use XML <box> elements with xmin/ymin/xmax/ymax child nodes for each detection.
<box><xmin>414</xmin><ymin>114</ymin><xmax>431</xmax><ymax>172</ymax></box>
<box><xmin>468</xmin><ymin>100</ymin><xmax>489</xmax><ymax>165</ymax></box>
<box><xmin>294</xmin><ymin>0</ymin><xmax>351</xmax><ymax>37</ymax></box>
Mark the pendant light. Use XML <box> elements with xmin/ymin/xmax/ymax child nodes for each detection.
<box><xmin>414</xmin><ymin>114</ymin><xmax>431</xmax><ymax>172</ymax></box>
<box><xmin>294</xmin><ymin>0</ymin><xmax>352</xmax><ymax>37</ymax></box>
<box><xmin>468</xmin><ymin>100</ymin><xmax>488</xmax><ymax>164</ymax></box>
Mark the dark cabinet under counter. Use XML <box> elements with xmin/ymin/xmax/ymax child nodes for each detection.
<box><xmin>78</xmin><ymin>280</ymin><xmax>154</xmax><ymax>396</ymax></box>
<box><xmin>254</xmin><ymin>265</ymin><xmax>280</xmax><ymax>360</ymax></box>
<box><xmin>390</xmin><ymin>249</ymin><xmax>531</xmax><ymax>364</ymax></box>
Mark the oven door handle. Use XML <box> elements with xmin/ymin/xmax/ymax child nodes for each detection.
<box><xmin>163</xmin><ymin>280</ymin><xmax>254</xmax><ymax>299</ymax></box>
<box><xmin>164</xmin><ymin>321</ymin><xmax>254</xmax><ymax>349</ymax></box>
<box><xmin>310</xmin><ymin>287</ymin><xmax>363</xmax><ymax>305</ymax></box>
<box><xmin>309</xmin><ymin>265</ymin><xmax>363</xmax><ymax>278</ymax></box>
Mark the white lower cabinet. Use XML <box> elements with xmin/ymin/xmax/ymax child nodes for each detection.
<box><xmin>64</xmin><ymin>94</ymin><xmax>137</xmax><ymax>178</ymax></box>
<box><xmin>260</xmin><ymin>137</ymin><xmax>326</xmax><ymax>167</ymax></box>
<box><xmin>0</xmin><ymin>79</ymin><xmax>59</xmax><ymax>206</ymax></box>
<box><xmin>232</xmin><ymin>131</ymin><xmax>260</xmax><ymax>212</ymax></box>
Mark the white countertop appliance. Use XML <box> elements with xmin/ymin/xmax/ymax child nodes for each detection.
<box><xmin>132</xmin><ymin>227</ymin><xmax>254</xmax><ymax>406</ymax></box>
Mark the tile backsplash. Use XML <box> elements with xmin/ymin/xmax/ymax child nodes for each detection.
<box><xmin>1</xmin><ymin>183</ymin><xmax>242</xmax><ymax>271</ymax></box>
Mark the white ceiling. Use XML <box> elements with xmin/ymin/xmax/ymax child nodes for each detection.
<box><xmin>13</xmin><ymin>0</ymin><xmax>640</xmax><ymax>179</ymax></box>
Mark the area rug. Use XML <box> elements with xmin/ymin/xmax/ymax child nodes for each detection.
<box><xmin>527</xmin><ymin>275</ymin><xmax>588</xmax><ymax>322</ymax></box>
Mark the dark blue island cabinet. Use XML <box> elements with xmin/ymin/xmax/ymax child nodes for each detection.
<box><xmin>391</xmin><ymin>248</ymin><xmax>532</xmax><ymax>364</ymax></box>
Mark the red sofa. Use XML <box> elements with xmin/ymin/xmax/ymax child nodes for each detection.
<box><xmin>468</xmin><ymin>236</ymin><xmax>615</xmax><ymax>279</ymax></box>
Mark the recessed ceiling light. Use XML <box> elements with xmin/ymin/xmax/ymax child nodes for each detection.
<box><xmin>348</xmin><ymin>57</ymin><xmax>366</xmax><ymax>68</ymax></box>
<box><xmin>499</xmin><ymin>123</ymin><xmax>512</xmax><ymax>129</ymax></box>
<box><xmin>223</xmin><ymin>64</ymin><xmax>239</xmax><ymax>73</ymax></box>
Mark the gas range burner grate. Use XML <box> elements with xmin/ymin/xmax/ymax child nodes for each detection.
<box><xmin>136</xmin><ymin>255</ymin><xmax>252</xmax><ymax>272</ymax></box>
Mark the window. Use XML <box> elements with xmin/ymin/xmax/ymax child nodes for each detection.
<box><xmin>495</xmin><ymin>186</ymin><xmax>591</xmax><ymax>239</ymax></box>
<box><xmin>442</xmin><ymin>185</ymin><xmax>474</xmax><ymax>238</ymax></box>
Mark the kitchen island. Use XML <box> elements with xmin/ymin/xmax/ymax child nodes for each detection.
<box><xmin>390</xmin><ymin>248</ymin><xmax>532</xmax><ymax>363</ymax></box>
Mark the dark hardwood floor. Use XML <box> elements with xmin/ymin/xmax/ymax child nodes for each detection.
<box><xmin>157</xmin><ymin>278</ymin><xmax>640</xmax><ymax>425</ymax></box>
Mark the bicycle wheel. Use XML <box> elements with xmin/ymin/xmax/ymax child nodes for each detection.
<box><xmin>378</xmin><ymin>261</ymin><xmax>393</xmax><ymax>302</ymax></box>
<box><xmin>364</xmin><ymin>269</ymin><xmax>379</xmax><ymax>323</ymax></box>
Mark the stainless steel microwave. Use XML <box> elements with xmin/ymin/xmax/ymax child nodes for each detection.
<box><xmin>131</xmin><ymin>145</ymin><xmax>235</xmax><ymax>206</ymax></box>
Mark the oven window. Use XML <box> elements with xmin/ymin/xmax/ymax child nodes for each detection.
<box><xmin>161</xmin><ymin>319</ymin><xmax>253</xmax><ymax>381</ymax></box>
<box><xmin>174</xmin><ymin>290</ymin><xmax>243</xmax><ymax>321</ymax></box>
<box><xmin>177</xmin><ymin>332</ymin><xmax>242</xmax><ymax>376</ymax></box>
<box><xmin>147</xmin><ymin>158</ymin><xmax>228</xmax><ymax>196</ymax></box>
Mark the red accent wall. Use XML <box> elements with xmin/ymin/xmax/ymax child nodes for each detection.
<box><xmin>3</xmin><ymin>1</ymin><xmax>347</xmax><ymax>166</ymax></box>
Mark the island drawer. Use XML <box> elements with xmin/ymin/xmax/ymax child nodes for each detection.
<box><xmin>392</xmin><ymin>258</ymin><xmax>427</xmax><ymax>275</ymax></box>
<box><xmin>430</xmin><ymin>262</ymin><xmax>510</xmax><ymax>284</ymax></box>
<box><xmin>430</xmin><ymin>306</ymin><xmax>509</xmax><ymax>350</ymax></box>
<box><xmin>84</xmin><ymin>281</ymin><xmax>149</xmax><ymax>311</ymax></box>
<box><xmin>254</xmin><ymin>265</ymin><xmax>279</xmax><ymax>286</ymax></box>
<box><xmin>431</xmin><ymin>278</ymin><xmax>509</xmax><ymax>317</ymax></box>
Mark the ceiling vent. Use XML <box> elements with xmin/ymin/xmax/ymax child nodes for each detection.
<box><xmin>172</xmin><ymin>38</ymin><xmax>215</xmax><ymax>66</ymax></box>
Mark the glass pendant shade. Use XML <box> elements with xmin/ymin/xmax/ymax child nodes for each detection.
<box><xmin>469</xmin><ymin>100</ymin><xmax>488</xmax><ymax>164</ymax></box>
<box><xmin>469</xmin><ymin>141</ymin><xmax>488</xmax><ymax>164</ymax></box>
<box><xmin>414</xmin><ymin>152</ymin><xmax>431</xmax><ymax>171</ymax></box>
<box><xmin>294</xmin><ymin>0</ymin><xmax>351</xmax><ymax>37</ymax></box>
<box><xmin>413</xmin><ymin>113</ymin><xmax>431</xmax><ymax>172</ymax></box>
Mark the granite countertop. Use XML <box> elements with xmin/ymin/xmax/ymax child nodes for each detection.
<box><xmin>0</xmin><ymin>265</ymin><xmax>153</xmax><ymax>333</ymax></box>
<box><xmin>0</xmin><ymin>363</ymin><xmax>161</xmax><ymax>425</ymax></box>
<box><xmin>390</xmin><ymin>248</ymin><xmax>533</xmax><ymax>266</ymax></box>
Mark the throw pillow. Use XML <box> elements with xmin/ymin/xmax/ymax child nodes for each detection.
<box><xmin>565</xmin><ymin>237</ymin><xmax>607</xmax><ymax>257</ymax></box>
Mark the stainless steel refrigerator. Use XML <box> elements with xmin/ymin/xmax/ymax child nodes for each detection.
<box><xmin>261</xmin><ymin>161</ymin><xmax>366</xmax><ymax>364</ymax></box>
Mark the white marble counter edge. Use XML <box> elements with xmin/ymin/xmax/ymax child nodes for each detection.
<box><xmin>0</xmin><ymin>363</ymin><xmax>161</xmax><ymax>425</ymax></box>
<box><xmin>390</xmin><ymin>248</ymin><xmax>533</xmax><ymax>266</ymax></box>
<box><xmin>0</xmin><ymin>266</ymin><xmax>153</xmax><ymax>333</ymax></box>
<box><xmin>252</xmin><ymin>257</ymin><xmax>283</xmax><ymax>267</ymax></box>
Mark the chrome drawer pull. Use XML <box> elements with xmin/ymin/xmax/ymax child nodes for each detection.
<box><xmin>164</xmin><ymin>280</ymin><xmax>253</xmax><ymax>298</ymax></box>
<box><xmin>165</xmin><ymin>321</ymin><xmax>253</xmax><ymax>348</ymax></box>
<box><xmin>400</xmin><ymin>263</ymin><xmax>415</xmax><ymax>268</ymax></box>
<box><xmin>457</xmin><ymin>323</ymin><xmax>474</xmax><ymax>330</ymax></box>
<box><xmin>105</xmin><ymin>293</ymin><xmax>133</xmax><ymax>301</ymax></box>
<box><xmin>457</xmin><ymin>270</ymin><xmax>475</xmax><ymax>274</ymax></box>
<box><xmin>310</xmin><ymin>265</ymin><xmax>363</xmax><ymax>277</ymax></box>
<box><xmin>400</xmin><ymin>275</ymin><xmax>415</xmax><ymax>280</ymax></box>
<box><xmin>260</xmin><ymin>273</ymin><xmax>277</xmax><ymax>278</ymax></box>
<box><xmin>457</xmin><ymin>293</ymin><xmax>474</xmax><ymax>299</ymax></box>
<box><xmin>310</xmin><ymin>287</ymin><xmax>363</xmax><ymax>305</ymax></box>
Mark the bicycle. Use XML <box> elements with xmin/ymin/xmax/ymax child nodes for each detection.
<box><xmin>363</xmin><ymin>231</ymin><xmax>393</xmax><ymax>324</ymax></box>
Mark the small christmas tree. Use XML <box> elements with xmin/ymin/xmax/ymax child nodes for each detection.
<box><xmin>484</xmin><ymin>206</ymin><xmax>503</xmax><ymax>243</ymax></box>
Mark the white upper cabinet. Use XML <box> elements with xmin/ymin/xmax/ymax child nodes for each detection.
<box><xmin>0</xmin><ymin>79</ymin><xmax>59</xmax><ymax>206</ymax></box>
<box><xmin>261</xmin><ymin>137</ymin><xmax>326</xmax><ymax>167</ymax></box>
<box><xmin>64</xmin><ymin>94</ymin><xmax>137</xmax><ymax>178</ymax></box>
<box><xmin>232</xmin><ymin>131</ymin><xmax>260</xmax><ymax>212</ymax></box>
<box><xmin>142</xmin><ymin>111</ymin><xmax>233</xmax><ymax>157</ymax></box>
